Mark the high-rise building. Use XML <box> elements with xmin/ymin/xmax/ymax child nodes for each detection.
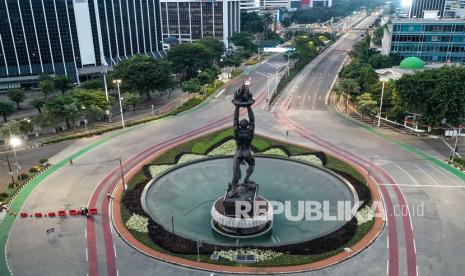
<box><xmin>409</xmin><ymin>0</ymin><xmax>446</xmax><ymax>18</ymax></box>
<box><xmin>240</xmin><ymin>0</ymin><xmax>260</xmax><ymax>11</ymax></box>
<box><xmin>160</xmin><ymin>0</ymin><xmax>240</xmax><ymax>45</ymax></box>
<box><xmin>0</xmin><ymin>0</ymin><xmax>163</xmax><ymax>86</ymax></box>
<box><xmin>382</xmin><ymin>18</ymin><xmax>465</xmax><ymax>63</ymax></box>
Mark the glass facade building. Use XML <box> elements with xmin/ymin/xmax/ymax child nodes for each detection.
<box><xmin>0</xmin><ymin>0</ymin><xmax>163</xmax><ymax>84</ymax></box>
<box><xmin>160</xmin><ymin>0</ymin><xmax>240</xmax><ymax>45</ymax></box>
<box><xmin>409</xmin><ymin>0</ymin><xmax>446</xmax><ymax>18</ymax></box>
<box><xmin>383</xmin><ymin>19</ymin><xmax>465</xmax><ymax>63</ymax></box>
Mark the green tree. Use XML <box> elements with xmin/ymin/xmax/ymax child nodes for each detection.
<box><xmin>31</xmin><ymin>98</ymin><xmax>46</xmax><ymax>114</ymax></box>
<box><xmin>111</xmin><ymin>54</ymin><xmax>172</xmax><ymax>100</ymax></box>
<box><xmin>356</xmin><ymin>93</ymin><xmax>378</xmax><ymax>117</ymax></box>
<box><xmin>339</xmin><ymin>62</ymin><xmax>378</xmax><ymax>92</ymax></box>
<box><xmin>122</xmin><ymin>92</ymin><xmax>141</xmax><ymax>114</ymax></box>
<box><xmin>240</xmin><ymin>11</ymin><xmax>265</xmax><ymax>33</ymax></box>
<box><xmin>263</xmin><ymin>13</ymin><xmax>274</xmax><ymax>39</ymax></box>
<box><xmin>0</xmin><ymin>119</ymin><xmax>33</xmax><ymax>138</ymax></box>
<box><xmin>372</xmin><ymin>26</ymin><xmax>384</xmax><ymax>46</ymax></box>
<box><xmin>38</xmin><ymin>79</ymin><xmax>55</xmax><ymax>98</ymax></box>
<box><xmin>197</xmin><ymin>37</ymin><xmax>226</xmax><ymax>63</ymax></box>
<box><xmin>44</xmin><ymin>95</ymin><xmax>81</xmax><ymax>129</ymax></box>
<box><xmin>395</xmin><ymin>66</ymin><xmax>465</xmax><ymax>126</ymax></box>
<box><xmin>197</xmin><ymin>70</ymin><xmax>215</xmax><ymax>85</ymax></box>
<box><xmin>368</xmin><ymin>54</ymin><xmax>392</xmax><ymax>69</ymax></box>
<box><xmin>229</xmin><ymin>32</ymin><xmax>257</xmax><ymax>53</ymax></box>
<box><xmin>7</xmin><ymin>89</ymin><xmax>26</xmax><ymax>110</ymax></box>
<box><xmin>292</xmin><ymin>35</ymin><xmax>318</xmax><ymax>64</ymax></box>
<box><xmin>334</xmin><ymin>78</ymin><xmax>360</xmax><ymax>113</ymax></box>
<box><xmin>71</xmin><ymin>89</ymin><xmax>112</xmax><ymax>111</ymax></box>
<box><xmin>182</xmin><ymin>78</ymin><xmax>201</xmax><ymax>94</ymax></box>
<box><xmin>167</xmin><ymin>43</ymin><xmax>212</xmax><ymax>80</ymax></box>
<box><xmin>0</xmin><ymin>100</ymin><xmax>15</xmax><ymax>122</ymax></box>
<box><xmin>54</xmin><ymin>75</ymin><xmax>71</xmax><ymax>95</ymax></box>
<box><xmin>80</xmin><ymin>78</ymin><xmax>105</xmax><ymax>90</ymax></box>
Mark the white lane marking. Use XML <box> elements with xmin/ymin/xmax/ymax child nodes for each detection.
<box><xmin>386</xmin><ymin>260</ymin><xmax>389</xmax><ymax>275</ymax></box>
<box><xmin>386</xmin><ymin>236</ymin><xmax>389</xmax><ymax>248</ymax></box>
<box><xmin>114</xmin><ymin>244</ymin><xmax>117</xmax><ymax>258</ymax></box>
<box><xmin>414</xmin><ymin>164</ymin><xmax>439</xmax><ymax>186</ymax></box>
<box><xmin>308</xmin><ymin>96</ymin><xmax>311</xmax><ymax>100</ymax></box>
<box><xmin>84</xmin><ymin>227</ymin><xmax>87</xmax><ymax>239</ymax></box>
<box><xmin>417</xmin><ymin>265</ymin><xmax>419</xmax><ymax>276</ymax></box>
<box><xmin>393</xmin><ymin>163</ymin><xmax>420</xmax><ymax>185</ymax></box>
<box><xmin>413</xmin><ymin>239</ymin><xmax>417</xmax><ymax>253</ymax></box>
<box><xmin>214</xmin><ymin>89</ymin><xmax>225</xmax><ymax>98</ymax></box>
<box><xmin>210</xmin><ymin>273</ymin><xmax>215</xmax><ymax>276</ymax></box>
<box><xmin>427</xmin><ymin>163</ymin><xmax>462</xmax><ymax>185</ymax></box>
<box><xmin>86</xmin><ymin>248</ymin><xmax>88</xmax><ymax>262</ymax></box>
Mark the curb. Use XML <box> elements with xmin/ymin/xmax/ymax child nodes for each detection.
<box><xmin>110</xmin><ymin>130</ymin><xmax>384</xmax><ymax>274</ymax></box>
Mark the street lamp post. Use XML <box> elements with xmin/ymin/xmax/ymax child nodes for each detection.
<box><xmin>9</xmin><ymin>135</ymin><xmax>21</xmax><ymax>176</ymax></box>
<box><xmin>103</xmin><ymin>65</ymin><xmax>112</xmax><ymax>123</ymax></box>
<box><xmin>377</xmin><ymin>80</ymin><xmax>385</xmax><ymax>127</ymax></box>
<box><xmin>5</xmin><ymin>153</ymin><xmax>15</xmax><ymax>185</ymax></box>
<box><xmin>113</xmin><ymin>79</ymin><xmax>125</xmax><ymax>127</ymax></box>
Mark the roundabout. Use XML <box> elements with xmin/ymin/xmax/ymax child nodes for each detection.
<box><xmin>141</xmin><ymin>156</ymin><xmax>359</xmax><ymax>247</ymax></box>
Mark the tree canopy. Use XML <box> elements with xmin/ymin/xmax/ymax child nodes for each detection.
<box><xmin>54</xmin><ymin>75</ymin><xmax>71</xmax><ymax>95</ymax></box>
<box><xmin>167</xmin><ymin>43</ymin><xmax>212</xmax><ymax>80</ymax></box>
<box><xmin>111</xmin><ymin>54</ymin><xmax>172</xmax><ymax>100</ymax></box>
<box><xmin>7</xmin><ymin>89</ymin><xmax>26</xmax><ymax>109</ymax></box>
<box><xmin>0</xmin><ymin>100</ymin><xmax>14</xmax><ymax>122</ymax></box>
<box><xmin>197</xmin><ymin>37</ymin><xmax>226</xmax><ymax>63</ymax></box>
<box><xmin>395</xmin><ymin>66</ymin><xmax>465</xmax><ymax>126</ymax></box>
<box><xmin>182</xmin><ymin>78</ymin><xmax>201</xmax><ymax>94</ymax></box>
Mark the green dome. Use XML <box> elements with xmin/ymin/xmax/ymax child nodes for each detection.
<box><xmin>399</xmin><ymin>57</ymin><xmax>425</xmax><ymax>70</ymax></box>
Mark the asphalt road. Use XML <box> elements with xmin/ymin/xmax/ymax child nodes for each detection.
<box><xmin>5</xmin><ymin>11</ymin><xmax>465</xmax><ymax>276</ymax></box>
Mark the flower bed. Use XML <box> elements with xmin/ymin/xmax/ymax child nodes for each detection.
<box><xmin>120</xmin><ymin>128</ymin><xmax>374</xmax><ymax>267</ymax></box>
<box><xmin>125</xmin><ymin>213</ymin><xmax>149</xmax><ymax>233</ymax></box>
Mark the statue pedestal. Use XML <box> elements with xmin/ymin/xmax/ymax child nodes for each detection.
<box><xmin>211</xmin><ymin>183</ymin><xmax>273</xmax><ymax>238</ymax></box>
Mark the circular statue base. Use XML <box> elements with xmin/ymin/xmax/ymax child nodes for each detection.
<box><xmin>211</xmin><ymin>196</ymin><xmax>273</xmax><ymax>238</ymax></box>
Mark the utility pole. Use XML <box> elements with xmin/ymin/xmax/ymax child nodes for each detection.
<box><xmin>377</xmin><ymin>80</ymin><xmax>385</xmax><ymax>127</ymax></box>
<box><xmin>118</xmin><ymin>157</ymin><xmax>127</xmax><ymax>191</ymax></box>
<box><xmin>5</xmin><ymin>154</ymin><xmax>15</xmax><ymax>185</ymax></box>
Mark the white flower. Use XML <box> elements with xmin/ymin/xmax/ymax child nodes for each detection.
<box><xmin>207</xmin><ymin>140</ymin><xmax>237</xmax><ymax>156</ymax></box>
<box><xmin>148</xmin><ymin>165</ymin><xmax>172</xmax><ymax>177</ymax></box>
<box><xmin>262</xmin><ymin>148</ymin><xmax>288</xmax><ymax>157</ymax></box>
<box><xmin>291</xmin><ymin>155</ymin><xmax>323</xmax><ymax>166</ymax></box>
<box><xmin>125</xmin><ymin>214</ymin><xmax>149</xmax><ymax>233</ymax></box>
<box><xmin>215</xmin><ymin>248</ymin><xmax>283</xmax><ymax>262</ymax></box>
<box><xmin>356</xmin><ymin>205</ymin><xmax>374</xmax><ymax>225</ymax></box>
<box><xmin>177</xmin><ymin>154</ymin><xmax>206</xmax><ymax>164</ymax></box>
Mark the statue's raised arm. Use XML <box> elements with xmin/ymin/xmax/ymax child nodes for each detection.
<box><xmin>247</xmin><ymin>105</ymin><xmax>255</xmax><ymax>133</ymax></box>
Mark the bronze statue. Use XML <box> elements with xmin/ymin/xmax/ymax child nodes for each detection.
<box><xmin>227</xmin><ymin>84</ymin><xmax>256</xmax><ymax>199</ymax></box>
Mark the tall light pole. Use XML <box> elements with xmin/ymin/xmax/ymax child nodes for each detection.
<box><xmin>377</xmin><ymin>80</ymin><xmax>385</xmax><ymax>127</ymax></box>
<box><xmin>4</xmin><ymin>118</ymin><xmax>30</xmax><ymax>177</ymax></box>
<box><xmin>103</xmin><ymin>65</ymin><xmax>112</xmax><ymax>123</ymax></box>
<box><xmin>9</xmin><ymin>135</ymin><xmax>21</xmax><ymax>175</ymax></box>
<box><xmin>113</xmin><ymin>79</ymin><xmax>125</xmax><ymax>127</ymax></box>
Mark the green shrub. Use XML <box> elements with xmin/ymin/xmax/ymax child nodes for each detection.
<box><xmin>39</xmin><ymin>158</ymin><xmax>48</xmax><ymax>164</ymax></box>
<box><xmin>18</xmin><ymin>173</ymin><xmax>29</xmax><ymax>181</ymax></box>
<box><xmin>8</xmin><ymin>183</ymin><xmax>15</xmax><ymax>188</ymax></box>
<box><xmin>0</xmin><ymin>192</ymin><xmax>8</xmax><ymax>198</ymax></box>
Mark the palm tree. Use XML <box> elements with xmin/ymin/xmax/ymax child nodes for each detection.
<box><xmin>263</xmin><ymin>13</ymin><xmax>274</xmax><ymax>40</ymax></box>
